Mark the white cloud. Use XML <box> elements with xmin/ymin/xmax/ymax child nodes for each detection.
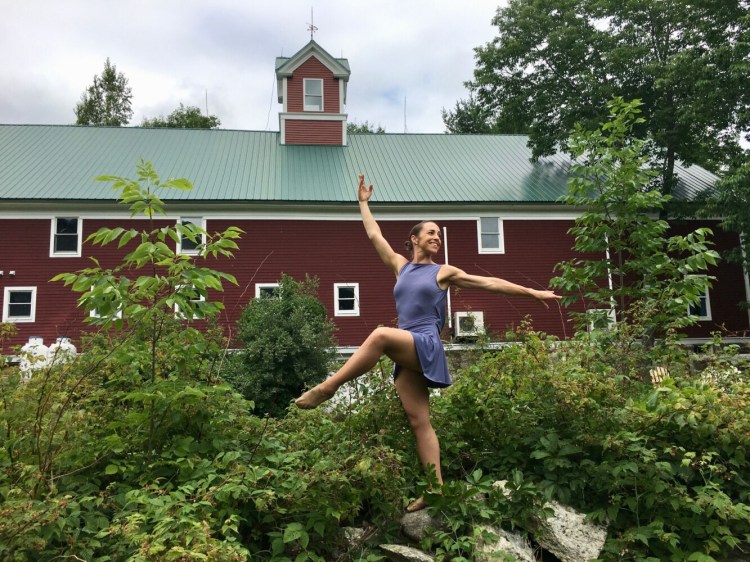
<box><xmin>0</xmin><ymin>0</ymin><xmax>503</xmax><ymax>133</ymax></box>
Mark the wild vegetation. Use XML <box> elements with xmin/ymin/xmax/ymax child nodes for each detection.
<box><xmin>1</xmin><ymin>105</ymin><xmax>749</xmax><ymax>560</ymax></box>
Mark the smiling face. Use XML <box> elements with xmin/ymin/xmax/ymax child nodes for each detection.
<box><xmin>411</xmin><ymin>221</ymin><xmax>442</xmax><ymax>257</ymax></box>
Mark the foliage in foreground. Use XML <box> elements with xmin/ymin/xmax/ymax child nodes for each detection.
<box><xmin>2</xmin><ymin>318</ymin><xmax>750</xmax><ymax>560</ymax></box>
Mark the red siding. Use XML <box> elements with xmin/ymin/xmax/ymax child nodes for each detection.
<box><xmin>2</xmin><ymin>216</ymin><xmax>747</xmax><ymax>354</ymax></box>
<box><xmin>670</xmin><ymin>221</ymin><xmax>748</xmax><ymax>338</ymax></box>
<box><xmin>286</xmin><ymin>57</ymin><xmax>340</xmax><ymax>113</ymax></box>
<box><xmin>284</xmin><ymin>119</ymin><xmax>343</xmax><ymax>145</ymax></box>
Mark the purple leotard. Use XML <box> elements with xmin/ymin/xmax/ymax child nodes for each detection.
<box><xmin>393</xmin><ymin>262</ymin><xmax>451</xmax><ymax>388</ymax></box>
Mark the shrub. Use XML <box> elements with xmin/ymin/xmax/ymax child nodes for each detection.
<box><xmin>222</xmin><ymin>274</ymin><xmax>337</xmax><ymax>417</ymax></box>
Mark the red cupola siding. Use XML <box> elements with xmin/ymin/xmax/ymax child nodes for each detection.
<box><xmin>276</xmin><ymin>40</ymin><xmax>350</xmax><ymax>145</ymax></box>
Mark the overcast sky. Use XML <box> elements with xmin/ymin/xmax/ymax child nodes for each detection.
<box><xmin>1</xmin><ymin>0</ymin><xmax>505</xmax><ymax>134</ymax></box>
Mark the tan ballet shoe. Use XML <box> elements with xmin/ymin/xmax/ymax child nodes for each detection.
<box><xmin>294</xmin><ymin>385</ymin><xmax>334</xmax><ymax>409</ymax></box>
<box><xmin>405</xmin><ymin>496</ymin><xmax>427</xmax><ymax>512</ymax></box>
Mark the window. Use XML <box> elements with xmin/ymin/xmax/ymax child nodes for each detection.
<box><xmin>334</xmin><ymin>283</ymin><xmax>359</xmax><ymax>316</ymax></box>
<box><xmin>177</xmin><ymin>217</ymin><xmax>205</xmax><ymax>255</ymax></box>
<box><xmin>89</xmin><ymin>287</ymin><xmax>123</xmax><ymax>321</ymax></box>
<box><xmin>50</xmin><ymin>217</ymin><xmax>82</xmax><ymax>257</ymax></box>
<box><xmin>688</xmin><ymin>276</ymin><xmax>712</xmax><ymax>321</ymax></box>
<box><xmin>174</xmin><ymin>285</ymin><xmax>205</xmax><ymax>320</ymax></box>
<box><xmin>304</xmin><ymin>79</ymin><xmax>323</xmax><ymax>111</ymax></box>
<box><xmin>478</xmin><ymin>217</ymin><xmax>505</xmax><ymax>254</ymax></box>
<box><xmin>586</xmin><ymin>308</ymin><xmax>616</xmax><ymax>332</ymax></box>
<box><xmin>255</xmin><ymin>283</ymin><xmax>280</xmax><ymax>298</ymax></box>
<box><xmin>3</xmin><ymin>287</ymin><xmax>37</xmax><ymax>322</ymax></box>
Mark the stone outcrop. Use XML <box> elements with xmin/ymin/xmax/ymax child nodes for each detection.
<box><xmin>530</xmin><ymin>501</ymin><xmax>607</xmax><ymax>562</ymax></box>
<box><xmin>475</xmin><ymin>525</ymin><xmax>536</xmax><ymax>562</ymax></box>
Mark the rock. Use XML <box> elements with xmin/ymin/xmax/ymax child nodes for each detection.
<box><xmin>380</xmin><ymin>543</ymin><xmax>435</xmax><ymax>562</ymax></box>
<box><xmin>493</xmin><ymin>480</ymin><xmax>606</xmax><ymax>562</ymax></box>
<box><xmin>533</xmin><ymin>501</ymin><xmax>607</xmax><ymax>562</ymax></box>
<box><xmin>400</xmin><ymin>510</ymin><xmax>445</xmax><ymax>542</ymax></box>
<box><xmin>475</xmin><ymin>525</ymin><xmax>536</xmax><ymax>562</ymax></box>
<box><xmin>721</xmin><ymin>545</ymin><xmax>750</xmax><ymax>562</ymax></box>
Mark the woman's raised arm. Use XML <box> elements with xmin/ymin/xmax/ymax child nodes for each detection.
<box><xmin>358</xmin><ymin>174</ymin><xmax>407</xmax><ymax>275</ymax></box>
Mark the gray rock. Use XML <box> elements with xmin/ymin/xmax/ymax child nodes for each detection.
<box><xmin>379</xmin><ymin>543</ymin><xmax>435</xmax><ymax>562</ymax></box>
<box><xmin>475</xmin><ymin>525</ymin><xmax>536</xmax><ymax>562</ymax></box>
<box><xmin>400</xmin><ymin>510</ymin><xmax>445</xmax><ymax>542</ymax></box>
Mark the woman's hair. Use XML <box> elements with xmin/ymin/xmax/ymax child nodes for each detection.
<box><xmin>404</xmin><ymin>221</ymin><xmax>435</xmax><ymax>253</ymax></box>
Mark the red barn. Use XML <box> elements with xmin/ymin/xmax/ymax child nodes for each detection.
<box><xmin>1</xmin><ymin>40</ymin><xmax>748</xmax><ymax>354</ymax></box>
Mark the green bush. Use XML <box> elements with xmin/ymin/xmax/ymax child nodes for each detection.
<box><xmin>222</xmin><ymin>274</ymin><xmax>337</xmax><ymax>417</ymax></box>
<box><xmin>433</xmin><ymin>324</ymin><xmax>750</xmax><ymax>561</ymax></box>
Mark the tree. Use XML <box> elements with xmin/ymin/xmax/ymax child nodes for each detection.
<box><xmin>75</xmin><ymin>58</ymin><xmax>133</xmax><ymax>126</ymax></box>
<box><xmin>445</xmin><ymin>0</ymin><xmax>750</xmax><ymax>193</ymax></box>
<box><xmin>347</xmin><ymin>120</ymin><xmax>385</xmax><ymax>134</ymax></box>
<box><xmin>222</xmin><ymin>274</ymin><xmax>337</xmax><ymax>417</ymax></box>
<box><xmin>551</xmin><ymin>99</ymin><xmax>719</xmax><ymax>340</ymax></box>
<box><xmin>141</xmin><ymin>103</ymin><xmax>221</xmax><ymax>129</ymax></box>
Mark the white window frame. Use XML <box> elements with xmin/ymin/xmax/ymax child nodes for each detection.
<box><xmin>177</xmin><ymin>217</ymin><xmax>206</xmax><ymax>256</ymax></box>
<box><xmin>303</xmin><ymin>78</ymin><xmax>324</xmax><ymax>111</ymax></box>
<box><xmin>687</xmin><ymin>276</ymin><xmax>712</xmax><ymax>321</ymax></box>
<box><xmin>50</xmin><ymin>217</ymin><xmax>82</xmax><ymax>257</ymax></box>
<box><xmin>255</xmin><ymin>283</ymin><xmax>280</xmax><ymax>298</ymax></box>
<box><xmin>3</xmin><ymin>286</ymin><xmax>37</xmax><ymax>323</ymax></box>
<box><xmin>477</xmin><ymin>217</ymin><xmax>505</xmax><ymax>254</ymax></box>
<box><xmin>334</xmin><ymin>283</ymin><xmax>360</xmax><ymax>317</ymax></box>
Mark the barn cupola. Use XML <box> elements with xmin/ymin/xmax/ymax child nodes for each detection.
<box><xmin>276</xmin><ymin>39</ymin><xmax>350</xmax><ymax>145</ymax></box>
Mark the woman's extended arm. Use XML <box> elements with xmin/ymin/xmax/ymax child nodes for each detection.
<box><xmin>438</xmin><ymin>264</ymin><xmax>560</xmax><ymax>307</ymax></box>
<box><xmin>358</xmin><ymin>174</ymin><xmax>408</xmax><ymax>275</ymax></box>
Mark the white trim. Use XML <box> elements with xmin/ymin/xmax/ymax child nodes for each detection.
<box><xmin>49</xmin><ymin>216</ymin><xmax>82</xmax><ymax>257</ymax></box>
<box><xmin>176</xmin><ymin>216</ymin><xmax>206</xmax><ymax>255</ymax></box>
<box><xmin>741</xmin><ymin>234</ymin><xmax>750</xmax><ymax>328</ymax></box>
<box><xmin>279</xmin><ymin>112</ymin><xmax>347</xmax><ymax>122</ymax></box>
<box><xmin>339</xmin><ymin>80</ymin><xmax>346</xmax><ymax>111</ymax></box>
<box><xmin>3</xmin><ymin>286</ymin><xmax>37</xmax><ymax>322</ymax></box>
<box><xmin>255</xmin><ymin>283</ymin><xmax>280</xmax><ymax>298</ymax></box>
<box><xmin>282</xmin><ymin>77</ymin><xmax>288</xmax><ymax>113</ymax></box>
<box><xmin>477</xmin><ymin>217</ymin><xmax>505</xmax><ymax>254</ymax></box>
<box><xmin>1</xmin><ymin>209</ymin><xmax>584</xmax><ymax>221</ymax></box>
<box><xmin>334</xmin><ymin>283</ymin><xmax>359</xmax><ymax>316</ymax></box>
<box><xmin>303</xmin><ymin>78</ymin><xmax>324</xmax><ymax>112</ymax></box>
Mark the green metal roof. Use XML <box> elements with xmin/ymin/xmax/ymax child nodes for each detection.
<box><xmin>0</xmin><ymin>124</ymin><xmax>716</xmax><ymax>204</ymax></box>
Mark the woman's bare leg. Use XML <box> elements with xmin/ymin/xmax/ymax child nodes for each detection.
<box><xmin>395</xmin><ymin>368</ymin><xmax>443</xmax><ymax>511</ymax></box>
<box><xmin>295</xmin><ymin>327</ymin><xmax>420</xmax><ymax>408</ymax></box>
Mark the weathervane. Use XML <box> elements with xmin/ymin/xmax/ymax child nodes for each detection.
<box><xmin>307</xmin><ymin>7</ymin><xmax>318</xmax><ymax>39</ymax></box>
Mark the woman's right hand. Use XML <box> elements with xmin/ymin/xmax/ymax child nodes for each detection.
<box><xmin>358</xmin><ymin>174</ymin><xmax>373</xmax><ymax>202</ymax></box>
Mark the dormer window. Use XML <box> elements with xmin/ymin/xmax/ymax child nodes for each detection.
<box><xmin>304</xmin><ymin>79</ymin><xmax>323</xmax><ymax>111</ymax></box>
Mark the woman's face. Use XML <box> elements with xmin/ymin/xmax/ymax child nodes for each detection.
<box><xmin>412</xmin><ymin>222</ymin><xmax>442</xmax><ymax>255</ymax></box>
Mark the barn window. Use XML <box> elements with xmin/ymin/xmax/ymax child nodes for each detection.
<box><xmin>687</xmin><ymin>276</ymin><xmax>712</xmax><ymax>321</ymax></box>
<box><xmin>304</xmin><ymin>79</ymin><xmax>323</xmax><ymax>111</ymax></box>
<box><xmin>334</xmin><ymin>283</ymin><xmax>359</xmax><ymax>316</ymax></box>
<box><xmin>255</xmin><ymin>283</ymin><xmax>280</xmax><ymax>298</ymax></box>
<box><xmin>51</xmin><ymin>217</ymin><xmax>82</xmax><ymax>257</ymax></box>
<box><xmin>177</xmin><ymin>217</ymin><xmax>205</xmax><ymax>255</ymax></box>
<box><xmin>477</xmin><ymin>217</ymin><xmax>505</xmax><ymax>254</ymax></box>
<box><xmin>3</xmin><ymin>287</ymin><xmax>37</xmax><ymax>322</ymax></box>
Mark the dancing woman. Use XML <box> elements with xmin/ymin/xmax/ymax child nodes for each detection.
<box><xmin>296</xmin><ymin>174</ymin><xmax>561</xmax><ymax>511</ymax></box>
